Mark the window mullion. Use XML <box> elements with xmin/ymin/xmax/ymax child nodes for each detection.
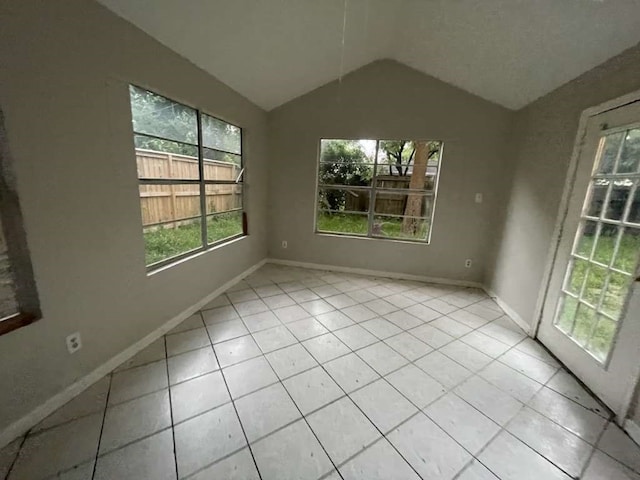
<box><xmin>368</xmin><ymin>140</ymin><xmax>380</xmax><ymax>237</ymax></box>
<box><xmin>196</xmin><ymin>111</ymin><xmax>207</xmax><ymax>248</ymax></box>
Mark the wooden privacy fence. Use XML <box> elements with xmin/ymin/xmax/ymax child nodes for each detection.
<box><xmin>344</xmin><ymin>175</ymin><xmax>434</xmax><ymax>215</ymax></box>
<box><xmin>137</xmin><ymin>149</ymin><xmax>241</xmax><ymax>228</ymax></box>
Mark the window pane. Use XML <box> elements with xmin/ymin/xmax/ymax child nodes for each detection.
<box><xmin>573</xmin><ymin>220</ymin><xmax>597</xmax><ymax>258</ymax></box>
<box><xmin>602</xmin><ymin>272</ymin><xmax>631</xmax><ymax>320</ymax></box>
<box><xmin>597</xmin><ymin>132</ymin><xmax>624</xmax><ymax>174</ymax></box>
<box><xmin>0</xmin><ymin>224</ymin><xmax>18</xmax><ymax>319</ymax></box>
<box><xmin>207</xmin><ymin>211</ymin><xmax>243</xmax><ymax>244</ymax></box>
<box><xmin>565</xmin><ymin>259</ymin><xmax>588</xmax><ymax>295</ymax></box>
<box><xmin>205</xmin><ymin>184</ymin><xmax>242</xmax><ymax>215</ymax></box>
<box><xmin>129</xmin><ymin>86</ymin><xmax>197</xmax><ymax>145</ymax></box>
<box><xmin>588</xmin><ymin>316</ymin><xmax>617</xmax><ymax>362</ymax></box>
<box><xmin>201</xmin><ymin>114</ymin><xmax>241</xmax><ymax>154</ymax></box>
<box><xmin>627</xmin><ymin>182</ymin><xmax>639</xmax><ymax>224</ymax></box>
<box><xmin>318</xmin><ymin>188</ymin><xmax>370</xmax><ymax>213</ymax></box>
<box><xmin>612</xmin><ymin>227</ymin><xmax>640</xmax><ymax>273</ymax></box>
<box><xmin>374</xmin><ymin>192</ymin><xmax>431</xmax><ymax>218</ymax></box>
<box><xmin>555</xmin><ymin>295</ymin><xmax>578</xmax><ymax>333</ymax></box>
<box><xmin>135</xmin><ymin>137</ymin><xmax>199</xmax><ymax>180</ymax></box>
<box><xmin>139</xmin><ymin>183</ymin><xmax>203</xmax><ymax>266</ymax></box>
<box><xmin>585</xmin><ymin>181</ymin><xmax>608</xmax><ymax>217</ymax></box>
<box><xmin>618</xmin><ymin>128</ymin><xmax>640</xmax><ymax>174</ymax></box>
<box><xmin>592</xmin><ymin>224</ymin><xmax>619</xmax><ymax>266</ymax></box>
<box><xmin>317</xmin><ymin>211</ymin><xmax>368</xmax><ymax>235</ymax></box>
<box><xmin>605</xmin><ymin>179</ymin><xmax>633</xmax><ymax>221</ymax></box>
<box><xmin>582</xmin><ymin>265</ymin><xmax>607</xmax><ymax>306</ymax></box>
<box><xmin>373</xmin><ymin>215</ymin><xmax>429</xmax><ymax>240</ymax></box>
<box><xmin>376</xmin><ymin>141</ymin><xmax>441</xmax><ymax>192</ymax></box>
<box><xmin>572</xmin><ymin>304</ymin><xmax>597</xmax><ymax>347</ymax></box>
<box><xmin>203</xmin><ymin>151</ymin><xmax>242</xmax><ymax>182</ymax></box>
<box><xmin>318</xmin><ymin>162</ymin><xmax>374</xmax><ymax>187</ymax></box>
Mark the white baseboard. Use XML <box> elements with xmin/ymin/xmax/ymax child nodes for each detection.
<box><xmin>0</xmin><ymin>258</ymin><xmax>267</xmax><ymax>449</ymax></box>
<box><xmin>482</xmin><ymin>287</ymin><xmax>532</xmax><ymax>336</ymax></box>
<box><xmin>624</xmin><ymin>419</ymin><xmax>640</xmax><ymax>447</ymax></box>
<box><xmin>266</xmin><ymin>258</ymin><xmax>484</xmax><ymax>289</ymax></box>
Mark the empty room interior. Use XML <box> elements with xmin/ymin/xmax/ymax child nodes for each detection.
<box><xmin>2</xmin><ymin>0</ymin><xmax>640</xmax><ymax>478</ymax></box>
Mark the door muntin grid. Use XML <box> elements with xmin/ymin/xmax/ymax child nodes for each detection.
<box><xmin>554</xmin><ymin>126</ymin><xmax>640</xmax><ymax>364</ymax></box>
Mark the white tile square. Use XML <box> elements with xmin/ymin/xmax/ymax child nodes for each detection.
<box><xmin>286</xmin><ymin>317</ymin><xmax>329</xmax><ymax>341</ymax></box>
<box><xmin>409</xmin><ymin>323</ymin><xmax>455</xmax><ymax>348</ymax></box>
<box><xmin>110</xmin><ymin>360</ymin><xmax>168</xmax><ymax>405</ymax></box>
<box><xmin>300</xmin><ymin>299</ymin><xmax>335</xmax><ymax>316</ymax></box>
<box><xmin>262</xmin><ymin>293</ymin><xmax>296</xmax><ymax>309</ymax></box>
<box><xmin>252</xmin><ymin>325</ymin><xmax>297</xmax><ymax>353</ymax></box>
<box><xmin>265</xmin><ymin>343</ymin><xmax>318</xmax><ymax>379</ymax></box>
<box><xmin>464</xmin><ymin>303</ymin><xmax>503</xmax><ymax>321</ymax></box>
<box><xmin>174</xmin><ymin>403</ymin><xmax>246</xmax><ymax>479</ymax></box>
<box><xmin>356</xmin><ymin>342</ymin><xmax>408</xmax><ymax>375</ymax></box>
<box><xmin>170</xmin><ymin>371</ymin><xmax>230</xmax><ymax>424</ymax></box>
<box><xmin>168</xmin><ymin>347</ymin><xmax>219</xmax><ymax>385</ymax></box>
<box><xmin>252</xmin><ymin>419</ymin><xmax>333</xmax><ymax>480</ymax></box>
<box><xmin>228</xmin><ymin>289</ymin><xmax>259</xmax><ymax>304</ymax></box>
<box><xmin>347</xmin><ymin>289</ymin><xmax>378</xmax><ymax>304</ymax></box>
<box><xmin>339</xmin><ymin>439</ymin><xmax>420</xmax><ymax>480</ymax></box>
<box><xmin>324</xmin><ymin>353</ymin><xmax>379</xmax><ymax>392</ymax></box>
<box><xmin>289</xmin><ymin>288</ymin><xmax>321</xmax><ymax>303</ymax></box>
<box><xmin>583</xmin><ymin>450</ymin><xmax>640</xmax><ymax>480</ymax></box>
<box><xmin>168</xmin><ymin>313</ymin><xmax>205</xmax><ymax>335</ymax></box>
<box><xmin>499</xmin><ymin>348</ymin><xmax>558</xmax><ymax>383</ymax></box>
<box><xmin>302</xmin><ymin>333</ymin><xmax>350</xmax><ymax>363</ymax></box>
<box><xmin>272</xmin><ymin>304</ymin><xmax>310</xmax><ymax>323</ymax></box>
<box><xmin>385</xmin><ymin>364</ymin><xmax>446</xmax><ymax>408</ymax></box>
<box><xmin>527</xmin><ymin>387</ymin><xmax>607</xmax><ymax>444</ymax></box>
<box><xmin>350</xmin><ymin>379</ymin><xmax>418</xmax><ymax>434</ymax></box>
<box><xmin>189</xmin><ymin>448</ymin><xmax>259</xmax><ymax>480</ymax></box>
<box><xmin>423</xmin><ymin>298</ymin><xmax>459</xmax><ymax>315</ymax></box>
<box><xmin>235</xmin><ymin>299</ymin><xmax>269</xmax><ymax>317</ymax></box>
<box><xmin>414</xmin><ymin>350</ymin><xmax>473</xmax><ymax>389</ymax></box>
<box><xmin>342</xmin><ymin>304</ymin><xmax>378</xmax><ymax>322</ymax></box>
<box><xmin>99</xmin><ymin>389</ymin><xmax>171</xmax><ymax>454</ymax></box>
<box><xmin>384</xmin><ymin>332</ymin><xmax>432</xmax><ymax>361</ymax></box>
<box><xmin>361</xmin><ymin>318</ymin><xmax>402</xmax><ymax>339</ymax></box>
<box><xmin>283</xmin><ymin>366</ymin><xmax>344</xmax><ymax>414</ymax></box>
<box><xmin>514</xmin><ymin>338</ymin><xmax>560</xmax><ymax>367</ymax></box>
<box><xmin>235</xmin><ymin>383</ymin><xmax>301</xmax><ymax>442</ymax></box>
<box><xmin>455</xmin><ymin>376</ymin><xmax>523</xmax><ymax>426</ymax></box>
<box><xmin>365</xmin><ymin>299</ymin><xmax>398</xmax><ymax>316</ymax></box>
<box><xmin>479</xmin><ymin>322</ymin><xmax>526</xmax><ymax>346</ymax></box>
<box><xmin>114</xmin><ymin>339</ymin><xmax>166</xmax><ymax>372</ymax></box>
<box><xmin>404</xmin><ymin>303</ymin><xmax>441</xmax><ymax>322</ymax></box>
<box><xmin>457</xmin><ymin>460</ymin><xmax>500</xmax><ymax>480</ymax></box>
<box><xmin>479</xmin><ymin>361</ymin><xmax>543</xmax><ymax>403</ymax></box>
<box><xmin>214</xmin><ymin>335</ymin><xmax>261</xmax><ymax>368</ymax></box>
<box><xmin>388</xmin><ymin>413</ymin><xmax>471</xmax><ymax>480</ymax></box>
<box><xmin>206</xmin><ymin>319</ymin><xmax>249</xmax><ymax>344</ymax></box>
<box><xmin>312</xmin><ymin>285</ymin><xmax>342</xmax><ymax>298</ymax></box>
<box><xmin>460</xmin><ymin>330</ymin><xmax>511</xmax><ymax>358</ymax></box>
<box><xmin>201</xmin><ymin>305</ymin><xmax>239</xmax><ymax>325</ymax></box>
<box><xmin>223</xmin><ymin>356</ymin><xmax>278</xmax><ymax>398</ymax></box>
<box><xmin>325</xmin><ymin>293</ymin><xmax>358</xmax><ymax>309</ymax></box>
<box><xmin>598</xmin><ymin>423</ymin><xmax>640</xmax><ymax>473</ymax></box>
<box><xmin>430</xmin><ymin>317</ymin><xmax>473</xmax><ymax>337</ymax></box>
<box><xmin>425</xmin><ymin>393</ymin><xmax>500</xmax><ymax>455</ymax></box>
<box><xmin>241</xmin><ymin>310</ymin><xmax>281</xmax><ymax>333</ymax></box>
<box><xmin>384</xmin><ymin>293</ymin><xmax>417</xmax><ymax>309</ymax></box>
<box><xmin>507</xmin><ymin>407</ymin><xmax>592</xmax><ymax>477</ymax></box>
<box><xmin>479</xmin><ymin>431</ymin><xmax>571</xmax><ymax>480</ymax></box>
<box><xmin>546</xmin><ymin>370</ymin><xmax>608</xmax><ymax>415</ymax></box>
<box><xmin>255</xmin><ymin>284</ymin><xmax>284</xmax><ymax>298</ymax></box>
<box><xmin>448</xmin><ymin>309</ymin><xmax>489</xmax><ymax>329</ymax></box>
<box><xmin>384</xmin><ymin>310</ymin><xmax>423</xmax><ymax>330</ymax></box>
<box><xmin>166</xmin><ymin>327</ymin><xmax>211</xmax><ymax>357</ymax></box>
<box><xmin>334</xmin><ymin>324</ymin><xmax>378</xmax><ymax>350</ymax></box>
<box><xmin>440</xmin><ymin>340</ymin><xmax>493</xmax><ymax>372</ymax></box>
<box><xmin>307</xmin><ymin>397</ymin><xmax>380</xmax><ymax>464</ymax></box>
<box><xmin>201</xmin><ymin>295</ymin><xmax>231</xmax><ymax>310</ymax></box>
<box><xmin>315</xmin><ymin>310</ymin><xmax>354</xmax><ymax>331</ymax></box>
<box><xmin>94</xmin><ymin>430</ymin><xmax>175</xmax><ymax>480</ymax></box>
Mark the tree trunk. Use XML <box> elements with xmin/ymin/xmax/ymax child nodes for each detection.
<box><xmin>402</xmin><ymin>141</ymin><xmax>428</xmax><ymax>234</ymax></box>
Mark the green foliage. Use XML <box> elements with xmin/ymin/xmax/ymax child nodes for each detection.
<box><xmin>319</xmin><ymin>140</ymin><xmax>372</xmax><ymax>210</ymax></box>
<box><xmin>316</xmin><ymin>212</ymin><xmax>428</xmax><ymax>240</ymax></box>
<box><xmin>379</xmin><ymin>140</ymin><xmax>441</xmax><ymax>176</ymax></box>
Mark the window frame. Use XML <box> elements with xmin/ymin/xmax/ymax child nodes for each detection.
<box><xmin>129</xmin><ymin>85</ymin><xmax>246</xmax><ymax>272</ymax></box>
<box><xmin>314</xmin><ymin>138</ymin><xmax>443</xmax><ymax>244</ymax></box>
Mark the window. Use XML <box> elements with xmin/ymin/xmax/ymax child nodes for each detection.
<box><xmin>128</xmin><ymin>86</ymin><xmax>245</xmax><ymax>270</ymax></box>
<box><xmin>316</xmin><ymin>139</ymin><xmax>443</xmax><ymax>242</ymax></box>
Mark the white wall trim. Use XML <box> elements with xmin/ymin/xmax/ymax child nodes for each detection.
<box><xmin>624</xmin><ymin>418</ymin><xmax>640</xmax><ymax>447</ymax></box>
<box><xmin>266</xmin><ymin>258</ymin><xmax>484</xmax><ymax>289</ymax></box>
<box><xmin>483</xmin><ymin>287</ymin><xmax>533</xmax><ymax>336</ymax></box>
<box><xmin>0</xmin><ymin>258</ymin><xmax>267</xmax><ymax>449</ymax></box>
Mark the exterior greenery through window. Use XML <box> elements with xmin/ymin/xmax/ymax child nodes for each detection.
<box><xmin>128</xmin><ymin>86</ymin><xmax>244</xmax><ymax>269</ymax></box>
<box><xmin>316</xmin><ymin>139</ymin><xmax>443</xmax><ymax>242</ymax></box>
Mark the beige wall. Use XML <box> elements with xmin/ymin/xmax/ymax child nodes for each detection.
<box><xmin>488</xmin><ymin>43</ymin><xmax>640</xmax><ymax>327</ymax></box>
<box><xmin>267</xmin><ymin>60</ymin><xmax>513</xmax><ymax>283</ymax></box>
<box><xmin>0</xmin><ymin>0</ymin><xmax>268</xmax><ymax>432</ymax></box>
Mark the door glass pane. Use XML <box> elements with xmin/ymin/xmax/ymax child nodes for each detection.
<box><xmin>588</xmin><ymin>316</ymin><xmax>618</xmax><ymax>363</ymax></box>
<box><xmin>601</xmin><ymin>272</ymin><xmax>631</xmax><ymax>320</ymax></box>
<box><xmin>612</xmin><ymin>227</ymin><xmax>640</xmax><ymax>273</ymax></box>
<box><xmin>618</xmin><ymin>129</ymin><xmax>640</xmax><ymax>174</ymax></box>
<box><xmin>605</xmin><ymin>179</ymin><xmax>633</xmax><ymax>221</ymax></box>
<box><xmin>565</xmin><ymin>259</ymin><xmax>588</xmax><ymax>295</ymax></box>
<box><xmin>582</xmin><ymin>265</ymin><xmax>607</xmax><ymax>306</ymax></box>
<box><xmin>597</xmin><ymin>132</ymin><xmax>624</xmax><ymax>174</ymax></box>
<box><xmin>586</xmin><ymin>181</ymin><xmax>608</xmax><ymax>217</ymax></box>
<box><xmin>556</xmin><ymin>295</ymin><xmax>578</xmax><ymax>333</ymax></box>
<box><xmin>627</xmin><ymin>183</ymin><xmax>640</xmax><ymax>224</ymax></box>
<box><xmin>592</xmin><ymin>224</ymin><xmax>619</xmax><ymax>266</ymax></box>
<box><xmin>572</xmin><ymin>304</ymin><xmax>597</xmax><ymax>347</ymax></box>
<box><xmin>574</xmin><ymin>220</ymin><xmax>597</xmax><ymax>258</ymax></box>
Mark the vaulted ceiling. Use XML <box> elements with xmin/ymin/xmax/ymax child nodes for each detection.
<box><xmin>98</xmin><ymin>0</ymin><xmax>640</xmax><ymax>111</ymax></box>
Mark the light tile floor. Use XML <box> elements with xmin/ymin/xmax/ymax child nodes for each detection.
<box><xmin>2</xmin><ymin>264</ymin><xmax>640</xmax><ymax>479</ymax></box>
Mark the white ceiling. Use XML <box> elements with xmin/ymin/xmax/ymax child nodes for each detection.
<box><xmin>98</xmin><ymin>0</ymin><xmax>640</xmax><ymax>111</ymax></box>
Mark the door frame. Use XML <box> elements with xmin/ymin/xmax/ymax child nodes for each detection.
<box><xmin>531</xmin><ymin>88</ymin><xmax>640</xmax><ymax>421</ymax></box>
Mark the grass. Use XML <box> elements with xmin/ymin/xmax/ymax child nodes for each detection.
<box><xmin>144</xmin><ymin>212</ymin><xmax>242</xmax><ymax>266</ymax></box>
<box><xmin>317</xmin><ymin>212</ymin><xmax>429</xmax><ymax>240</ymax></box>
<box><xmin>558</xmin><ymin>230</ymin><xmax>640</xmax><ymax>361</ymax></box>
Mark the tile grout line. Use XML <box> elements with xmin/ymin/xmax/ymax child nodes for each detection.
<box><xmin>163</xmin><ymin>335</ymin><xmax>180</xmax><ymax>480</ymax></box>
<box><xmin>90</xmin><ymin>373</ymin><xmax>113</xmax><ymax>480</ymax></box>
<box><xmin>3</xmin><ymin>430</ymin><xmax>29</xmax><ymax>480</ymax></box>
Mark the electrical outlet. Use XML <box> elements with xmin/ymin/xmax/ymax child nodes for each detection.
<box><xmin>66</xmin><ymin>332</ymin><xmax>82</xmax><ymax>354</ymax></box>
<box><xmin>475</xmin><ymin>193</ymin><xmax>483</xmax><ymax>203</ymax></box>
<box><xmin>465</xmin><ymin>259</ymin><xmax>473</xmax><ymax>268</ymax></box>
<box><xmin>282</xmin><ymin>240</ymin><xmax>288</xmax><ymax>249</ymax></box>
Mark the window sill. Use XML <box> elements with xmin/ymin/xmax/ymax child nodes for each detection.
<box><xmin>315</xmin><ymin>232</ymin><xmax>431</xmax><ymax>245</ymax></box>
<box><xmin>0</xmin><ymin>312</ymin><xmax>39</xmax><ymax>336</ymax></box>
